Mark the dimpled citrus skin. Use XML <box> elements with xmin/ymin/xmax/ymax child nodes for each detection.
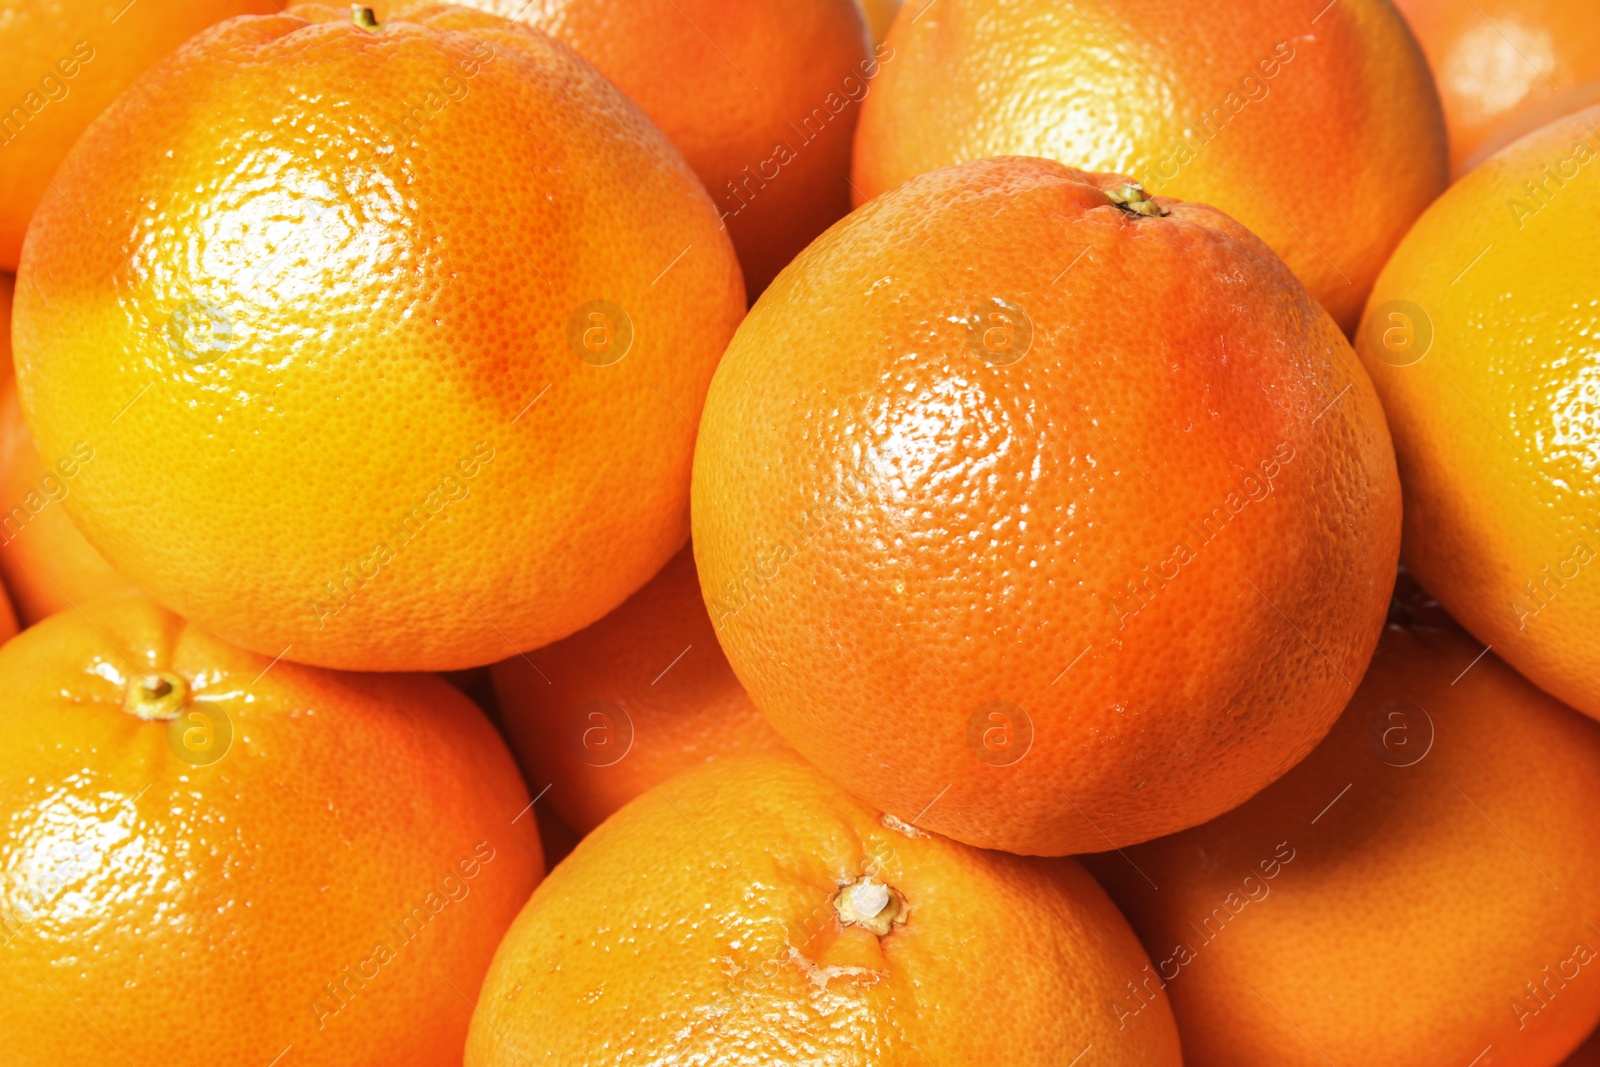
<box><xmin>0</xmin><ymin>0</ymin><xmax>279</xmax><ymax>269</ymax></box>
<box><xmin>1354</xmin><ymin>105</ymin><xmax>1600</xmax><ymax>721</ymax></box>
<box><xmin>377</xmin><ymin>0</ymin><xmax>872</xmax><ymax>295</ymax></box>
<box><xmin>852</xmin><ymin>0</ymin><xmax>1446</xmax><ymax>333</ymax></box>
<box><xmin>491</xmin><ymin>544</ymin><xmax>787</xmax><ymax>835</ymax></box>
<box><xmin>1090</xmin><ymin>593</ymin><xmax>1600</xmax><ymax>1067</ymax></box>
<box><xmin>12</xmin><ymin>4</ymin><xmax>745</xmax><ymax>672</ymax></box>
<box><xmin>1397</xmin><ymin>0</ymin><xmax>1600</xmax><ymax>176</ymax></box>
<box><xmin>0</xmin><ymin>377</ymin><xmax>137</xmax><ymax>624</ymax></box>
<box><xmin>0</xmin><ymin>595</ymin><xmax>543</xmax><ymax>1067</ymax></box>
<box><xmin>466</xmin><ymin>751</ymin><xmax>1181</xmax><ymax>1066</ymax></box>
<box><xmin>691</xmin><ymin>156</ymin><xmax>1402</xmax><ymax>857</ymax></box>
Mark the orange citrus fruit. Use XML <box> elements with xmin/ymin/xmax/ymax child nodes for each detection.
<box><xmin>492</xmin><ymin>544</ymin><xmax>787</xmax><ymax>835</ymax></box>
<box><xmin>0</xmin><ymin>594</ymin><xmax>544</xmax><ymax>1066</ymax></box>
<box><xmin>691</xmin><ymin>156</ymin><xmax>1401</xmax><ymax>856</ymax></box>
<box><xmin>12</xmin><ymin>3</ymin><xmax>745</xmax><ymax>672</ymax></box>
<box><xmin>378</xmin><ymin>0</ymin><xmax>874</xmax><ymax>295</ymax></box>
<box><xmin>0</xmin><ymin>0</ymin><xmax>277</xmax><ymax>269</ymax></box>
<box><xmin>851</xmin><ymin>0</ymin><xmax>1447</xmax><ymax>333</ymax></box>
<box><xmin>465</xmin><ymin>751</ymin><xmax>1182</xmax><ymax>1065</ymax></box>
<box><xmin>0</xmin><ymin>376</ymin><xmax>136</xmax><ymax>624</ymax></box>
<box><xmin>1354</xmin><ymin>103</ymin><xmax>1600</xmax><ymax>720</ymax></box>
<box><xmin>1397</xmin><ymin>0</ymin><xmax>1600</xmax><ymax>175</ymax></box>
<box><xmin>1090</xmin><ymin>584</ymin><xmax>1600</xmax><ymax>1067</ymax></box>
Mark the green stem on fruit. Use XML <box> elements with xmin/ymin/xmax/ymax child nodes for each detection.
<box><xmin>352</xmin><ymin>5</ymin><xmax>379</xmax><ymax>29</ymax></box>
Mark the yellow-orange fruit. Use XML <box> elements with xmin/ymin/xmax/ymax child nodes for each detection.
<box><xmin>1091</xmin><ymin>594</ymin><xmax>1600</xmax><ymax>1067</ymax></box>
<box><xmin>852</xmin><ymin>0</ymin><xmax>1447</xmax><ymax>333</ymax></box>
<box><xmin>0</xmin><ymin>377</ymin><xmax>135</xmax><ymax>624</ymax></box>
<box><xmin>1354</xmin><ymin>104</ymin><xmax>1600</xmax><ymax>719</ymax></box>
<box><xmin>467</xmin><ymin>752</ymin><xmax>1182</xmax><ymax>1066</ymax></box>
<box><xmin>0</xmin><ymin>595</ymin><xmax>543</xmax><ymax>1066</ymax></box>
<box><xmin>1397</xmin><ymin>0</ymin><xmax>1600</xmax><ymax>175</ymax></box>
<box><xmin>0</xmin><ymin>0</ymin><xmax>278</xmax><ymax>269</ymax></box>
<box><xmin>691</xmin><ymin>156</ymin><xmax>1401</xmax><ymax>855</ymax></box>
<box><xmin>378</xmin><ymin>0</ymin><xmax>873</xmax><ymax>294</ymax></box>
<box><xmin>13</xmin><ymin>4</ymin><xmax>745</xmax><ymax>671</ymax></box>
<box><xmin>492</xmin><ymin>544</ymin><xmax>787</xmax><ymax>834</ymax></box>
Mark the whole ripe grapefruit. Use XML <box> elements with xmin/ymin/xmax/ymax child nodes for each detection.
<box><xmin>851</xmin><ymin>0</ymin><xmax>1447</xmax><ymax>333</ymax></box>
<box><xmin>1397</xmin><ymin>0</ymin><xmax>1600</xmax><ymax>175</ymax></box>
<box><xmin>0</xmin><ymin>377</ymin><xmax>136</xmax><ymax>624</ymax></box>
<box><xmin>0</xmin><ymin>595</ymin><xmax>544</xmax><ymax>1067</ymax></box>
<box><xmin>465</xmin><ymin>751</ymin><xmax>1182</xmax><ymax>1066</ymax></box>
<box><xmin>377</xmin><ymin>0</ymin><xmax>874</xmax><ymax>295</ymax></box>
<box><xmin>492</xmin><ymin>544</ymin><xmax>787</xmax><ymax>835</ymax></box>
<box><xmin>0</xmin><ymin>0</ymin><xmax>278</xmax><ymax>270</ymax></box>
<box><xmin>11</xmin><ymin>3</ymin><xmax>745</xmax><ymax>672</ymax></box>
<box><xmin>1354</xmin><ymin>103</ymin><xmax>1600</xmax><ymax>720</ymax></box>
<box><xmin>690</xmin><ymin>156</ymin><xmax>1401</xmax><ymax>856</ymax></box>
<box><xmin>1089</xmin><ymin>585</ymin><xmax>1600</xmax><ymax>1067</ymax></box>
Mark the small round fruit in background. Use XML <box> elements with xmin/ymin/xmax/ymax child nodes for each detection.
<box><xmin>1089</xmin><ymin>596</ymin><xmax>1600</xmax><ymax>1067</ymax></box>
<box><xmin>0</xmin><ymin>595</ymin><xmax>543</xmax><ymax>1066</ymax></box>
<box><xmin>692</xmin><ymin>156</ymin><xmax>1401</xmax><ymax>856</ymax></box>
<box><xmin>852</xmin><ymin>0</ymin><xmax>1447</xmax><ymax>333</ymax></box>
<box><xmin>466</xmin><ymin>752</ymin><xmax>1182</xmax><ymax>1066</ymax></box>
<box><xmin>493</xmin><ymin>544</ymin><xmax>787</xmax><ymax>835</ymax></box>
<box><xmin>0</xmin><ymin>0</ymin><xmax>277</xmax><ymax>270</ymax></box>
<box><xmin>0</xmin><ymin>378</ymin><xmax>136</xmax><ymax>624</ymax></box>
<box><xmin>1354</xmin><ymin>103</ymin><xmax>1600</xmax><ymax>721</ymax></box>
<box><xmin>13</xmin><ymin>4</ymin><xmax>745</xmax><ymax>672</ymax></box>
<box><xmin>1396</xmin><ymin>0</ymin><xmax>1600</xmax><ymax>176</ymax></box>
<box><xmin>378</xmin><ymin>0</ymin><xmax>873</xmax><ymax>295</ymax></box>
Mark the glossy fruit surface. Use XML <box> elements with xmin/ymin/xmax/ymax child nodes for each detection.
<box><xmin>467</xmin><ymin>751</ymin><xmax>1182</xmax><ymax>1066</ymax></box>
<box><xmin>1397</xmin><ymin>0</ymin><xmax>1600</xmax><ymax>174</ymax></box>
<box><xmin>492</xmin><ymin>544</ymin><xmax>786</xmax><ymax>834</ymax></box>
<box><xmin>13</xmin><ymin>3</ymin><xmax>745</xmax><ymax>671</ymax></box>
<box><xmin>1091</xmin><ymin>587</ymin><xmax>1600</xmax><ymax>1067</ymax></box>
<box><xmin>692</xmin><ymin>156</ymin><xmax>1401</xmax><ymax>855</ymax></box>
<box><xmin>379</xmin><ymin>0</ymin><xmax>873</xmax><ymax>294</ymax></box>
<box><xmin>0</xmin><ymin>0</ymin><xmax>277</xmax><ymax>269</ymax></box>
<box><xmin>852</xmin><ymin>0</ymin><xmax>1447</xmax><ymax>332</ymax></box>
<box><xmin>1354</xmin><ymin>104</ymin><xmax>1600</xmax><ymax>720</ymax></box>
<box><xmin>0</xmin><ymin>595</ymin><xmax>543</xmax><ymax>1066</ymax></box>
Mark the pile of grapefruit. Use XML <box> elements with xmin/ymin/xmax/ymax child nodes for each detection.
<box><xmin>1</xmin><ymin>0</ymin><xmax>1597</xmax><ymax>1064</ymax></box>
